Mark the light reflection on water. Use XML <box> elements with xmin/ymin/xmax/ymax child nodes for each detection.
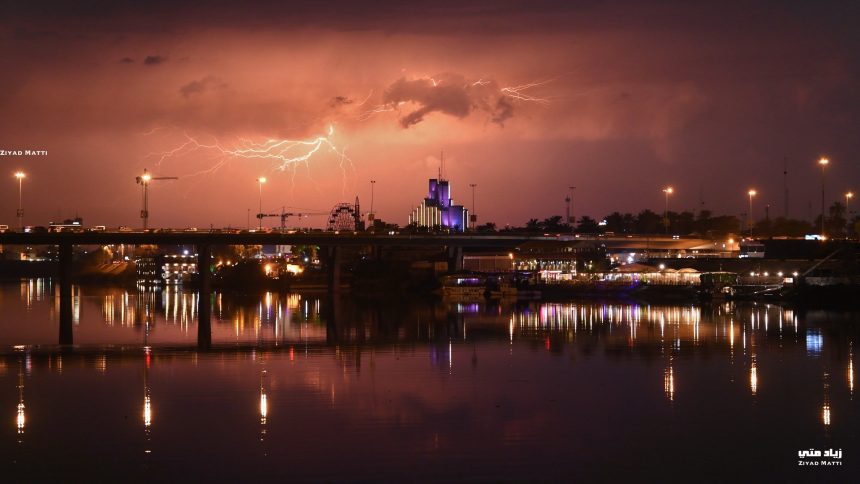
<box><xmin>0</xmin><ymin>280</ymin><xmax>858</xmax><ymax>480</ymax></box>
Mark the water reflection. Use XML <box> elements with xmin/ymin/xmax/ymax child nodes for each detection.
<box><xmin>664</xmin><ymin>359</ymin><xmax>674</xmax><ymax>402</ymax></box>
<box><xmin>16</xmin><ymin>358</ymin><xmax>25</xmax><ymax>438</ymax></box>
<box><xmin>850</xmin><ymin>344</ymin><xmax>855</xmax><ymax>397</ymax></box>
<box><xmin>0</xmin><ymin>280</ymin><xmax>858</xmax><ymax>479</ymax></box>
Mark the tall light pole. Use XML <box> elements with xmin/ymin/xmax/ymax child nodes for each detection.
<box><xmin>136</xmin><ymin>169</ymin><xmax>176</xmax><ymax>229</ymax></box>
<box><xmin>369</xmin><ymin>180</ymin><xmax>376</xmax><ymax>222</ymax></box>
<box><xmin>819</xmin><ymin>157</ymin><xmax>828</xmax><ymax>236</ymax></box>
<box><xmin>137</xmin><ymin>170</ymin><xmax>152</xmax><ymax>229</ymax></box>
<box><xmin>257</xmin><ymin>177</ymin><xmax>266</xmax><ymax>229</ymax></box>
<box><xmin>663</xmin><ymin>186</ymin><xmax>673</xmax><ymax>234</ymax></box>
<box><xmin>14</xmin><ymin>171</ymin><xmax>25</xmax><ymax>230</ymax></box>
<box><xmin>565</xmin><ymin>193</ymin><xmax>571</xmax><ymax>226</ymax></box>
<box><xmin>469</xmin><ymin>183</ymin><xmax>477</xmax><ymax>230</ymax></box>
<box><xmin>568</xmin><ymin>186</ymin><xmax>576</xmax><ymax>225</ymax></box>
<box><xmin>846</xmin><ymin>191</ymin><xmax>854</xmax><ymax>234</ymax></box>
<box><xmin>748</xmin><ymin>189</ymin><xmax>757</xmax><ymax>237</ymax></box>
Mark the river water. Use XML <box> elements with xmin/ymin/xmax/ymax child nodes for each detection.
<box><xmin>0</xmin><ymin>279</ymin><xmax>857</xmax><ymax>481</ymax></box>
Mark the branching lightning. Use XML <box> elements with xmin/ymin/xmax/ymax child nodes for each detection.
<box><xmin>144</xmin><ymin>125</ymin><xmax>355</xmax><ymax>193</ymax></box>
<box><xmin>500</xmin><ymin>80</ymin><xmax>553</xmax><ymax>103</ymax></box>
<box><xmin>357</xmin><ymin>101</ymin><xmax>405</xmax><ymax>121</ymax></box>
<box><xmin>357</xmin><ymin>75</ymin><xmax>553</xmax><ymax>124</ymax></box>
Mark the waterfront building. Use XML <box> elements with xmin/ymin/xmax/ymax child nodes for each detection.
<box><xmin>408</xmin><ymin>178</ymin><xmax>470</xmax><ymax>232</ymax></box>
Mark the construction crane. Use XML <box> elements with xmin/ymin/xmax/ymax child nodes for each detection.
<box><xmin>256</xmin><ymin>207</ymin><xmax>328</xmax><ymax>231</ymax></box>
<box><xmin>135</xmin><ymin>168</ymin><xmax>178</xmax><ymax>229</ymax></box>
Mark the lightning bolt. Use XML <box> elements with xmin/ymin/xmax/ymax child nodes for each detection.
<box><xmin>356</xmin><ymin>77</ymin><xmax>553</xmax><ymax>122</ymax></box>
<box><xmin>357</xmin><ymin>101</ymin><xmax>406</xmax><ymax>121</ymax></box>
<box><xmin>500</xmin><ymin>80</ymin><xmax>553</xmax><ymax>103</ymax></box>
<box><xmin>144</xmin><ymin>125</ymin><xmax>355</xmax><ymax>194</ymax></box>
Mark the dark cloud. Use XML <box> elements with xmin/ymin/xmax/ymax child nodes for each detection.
<box><xmin>143</xmin><ymin>55</ymin><xmax>166</xmax><ymax>66</ymax></box>
<box><xmin>7</xmin><ymin>1</ymin><xmax>857</xmax><ymax>40</ymax></box>
<box><xmin>382</xmin><ymin>74</ymin><xmax>519</xmax><ymax>128</ymax></box>
<box><xmin>491</xmin><ymin>96</ymin><xmax>514</xmax><ymax>126</ymax></box>
<box><xmin>329</xmin><ymin>96</ymin><xmax>354</xmax><ymax>107</ymax></box>
<box><xmin>118</xmin><ymin>57</ymin><xmax>134</xmax><ymax>63</ymax></box>
<box><xmin>179</xmin><ymin>75</ymin><xmax>227</xmax><ymax>98</ymax></box>
<box><xmin>12</xmin><ymin>28</ymin><xmax>62</xmax><ymax>40</ymax></box>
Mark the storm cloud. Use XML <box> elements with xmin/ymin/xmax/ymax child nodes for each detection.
<box><xmin>143</xmin><ymin>55</ymin><xmax>166</xmax><ymax>66</ymax></box>
<box><xmin>382</xmin><ymin>74</ymin><xmax>520</xmax><ymax>128</ymax></box>
<box><xmin>179</xmin><ymin>76</ymin><xmax>227</xmax><ymax>98</ymax></box>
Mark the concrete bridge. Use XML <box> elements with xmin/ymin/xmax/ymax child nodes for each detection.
<box><xmin>0</xmin><ymin>231</ymin><xmax>715</xmax><ymax>347</ymax></box>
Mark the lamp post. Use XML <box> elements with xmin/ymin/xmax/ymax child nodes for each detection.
<box><xmin>819</xmin><ymin>157</ymin><xmax>828</xmax><ymax>236</ymax></box>
<box><xmin>14</xmin><ymin>171</ymin><xmax>25</xmax><ymax>230</ymax></box>
<box><xmin>748</xmin><ymin>189</ymin><xmax>756</xmax><ymax>237</ymax></box>
<box><xmin>469</xmin><ymin>183</ymin><xmax>477</xmax><ymax>230</ymax></box>
<box><xmin>663</xmin><ymin>187</ymin><xmax>673</xmax><ymax>234</ymax></box>
<box><xmin>135</xmin><ymin>169</ymin><xmax>176</xmax><ymax>229</ymax></box>
<box><xmin>138</xmin><ymin>170</ymin><xmax>152</xmax><ymax>229</ymax></box>
<box><xmin>257</xmin><ymin>177</ymin><xmax>266</xmax><ymax>229</ymax></box>
<box><xmin>846</xmin><ymin>191</ymin><xmax>854</xmax><ymax>235</ymax></box>
<box><xmin>369</xmin><ymin>180</ymin><xmax>376</xmax><ymax>222</ymax></box>
<box><xmin>568</xmin><ymin>186</ymin><xmax>576</xmax><ymax>225</ymax></box>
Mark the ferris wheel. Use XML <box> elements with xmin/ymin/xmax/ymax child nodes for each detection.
<box><xmin>327</xmin><ymin>202</ymin><xmax>359</xmax><ymax>231</ymax></box>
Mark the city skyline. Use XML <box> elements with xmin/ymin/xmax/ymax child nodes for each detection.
<box><xmin>2</xmin><ymin>1</ymin><xmax>859</xmax><ymax>227</ymax></box>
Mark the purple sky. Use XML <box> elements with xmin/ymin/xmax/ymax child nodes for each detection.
<box><xmin>1</xmin><ymin>1</ymin><xmax>858</xmax><ymax>228</ymax></box>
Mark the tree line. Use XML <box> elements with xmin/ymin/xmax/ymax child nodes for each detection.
<box><xmin>472</xmin><ymin>202</ymin><xmax>858</xmax><ymax>238</ymax></box>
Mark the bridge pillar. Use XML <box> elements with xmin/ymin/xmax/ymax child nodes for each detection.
<box><xmin>58</xmin><ymin>243</ymin><xmax>74</xmax><ymax>345</ymax></box>
<box><xmin>447</xmin><ymin>246</ymin><xmax>463</xmax><ymax>273</ymax></box>
<box><xmin>325</xmin><ymin>246</ymin><xmax>341</xmax><ymax>293</ymax></box>
<box><xmin>325</xmin><ymin>295</ymin><xmax>342</xmax><ymax>345</ymax></box>
<box><xmin>197</xmin><ymin>243</ymin><xmax>212</xmax><ymax>349</ymax></box>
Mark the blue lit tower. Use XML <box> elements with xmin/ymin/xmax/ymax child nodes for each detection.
<box><xmin>409</xmin><ymin>165</ymin><xmax>470</xmax><ymax>232</ymax></box>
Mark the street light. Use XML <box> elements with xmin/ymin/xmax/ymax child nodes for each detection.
<box><xmin>14</xmin><ymin>171</ymin><xmax>25</xmax><ymax>230</ymax></box>
<box><xmin>369</xmin><ymin>180</ymin><xmax>376</xmax><ymax>222</ymax></box>
<box><xmin>257</xmin><ymin>177</ymin><xmax>266</xmax><ymax>229</ymax></box>
<box><xmin>748</xmin><ymin>189</ymin><xmax>757</xmax><ymax>236</ymax></box>
<box><xmin>663</xmin><ymin>186</ymin><xmax>673</xmax><ymax>234</ymax></box>
<box><xmin>567</xmin><ymin>186</ymin><xmax>576</xmax><ymax>225</ymax></box>
<box><xmin>134</xmin><ymin>169</ymin><xmax>177</xmax><ymax>229</ymax></box>
<box><xmin>819</xmin><ymin>157</ymin><xmax>829</xmax><ymax>236</ymax></box>
<box><xmin>469</xmin><ymin>183</ymin><xmax>477</xmax><ymax>230</ymax></box>
<box><xmin>847</xmin><ymin>191</ymin><xmax>854</xmax><ymax>235</ymax></box>
<box><xmin>137</xmin><ymin>170</ymin><xmax>152</xmax><ymax>229</ymax></box>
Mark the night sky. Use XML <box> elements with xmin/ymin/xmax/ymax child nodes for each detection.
<box><xmin>1</xmin><ymin>1</ymin><xmax>858</xmax><ymax>228</ymax></box>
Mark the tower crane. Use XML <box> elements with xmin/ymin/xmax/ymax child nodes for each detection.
<box><xmin>135</xmin><ymin>168</ymin><xmax>178</xmax><ymax>229</ymax></box>
<box><xmin>256</xmin><ymin>207</ymin><xmax>329</xmax><ymax>231</ymax></box>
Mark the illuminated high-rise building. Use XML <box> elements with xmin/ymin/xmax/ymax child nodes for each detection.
<box><xmin>408</xmin><ymin>177</ymin><xmax>470</xmax><ymax>232</ymax></box>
